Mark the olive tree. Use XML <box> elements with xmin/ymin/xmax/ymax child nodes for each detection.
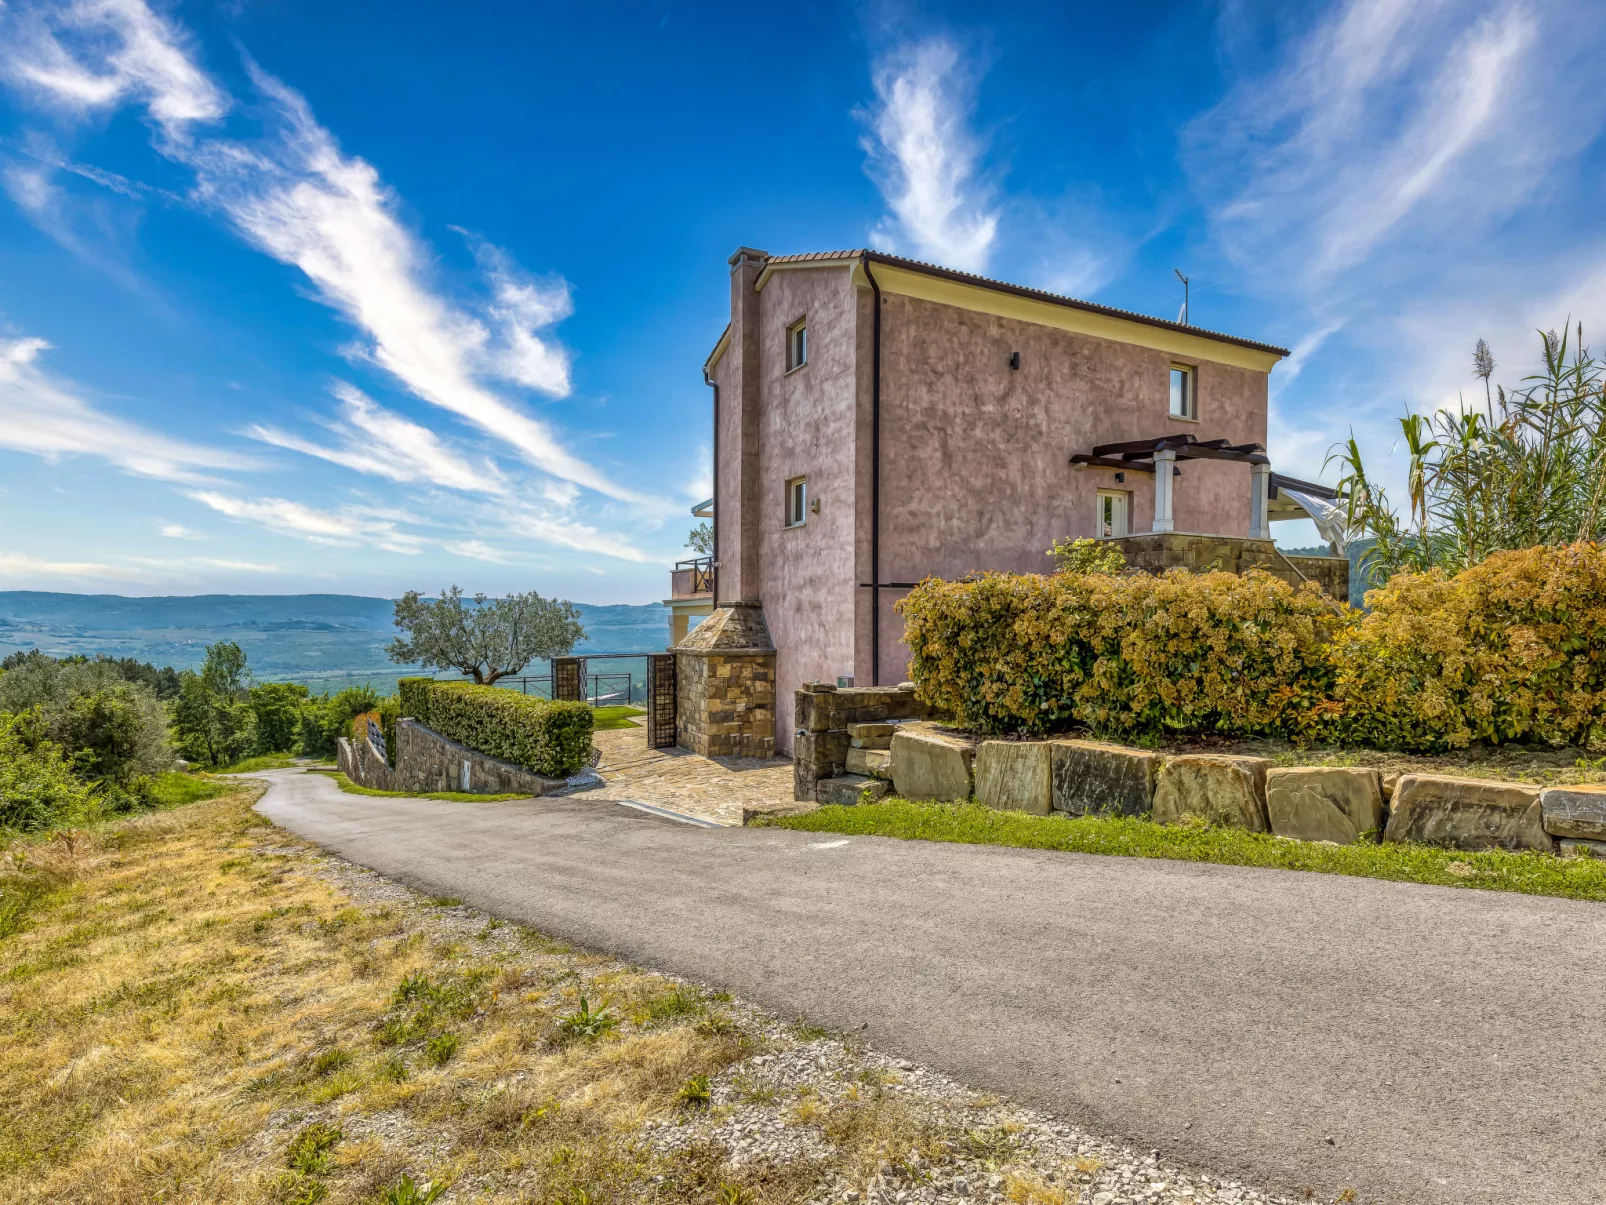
<box><xmin>388</xmin><ymin>587</ymin><xmax>586</xmax><ymax>685</ymax></box>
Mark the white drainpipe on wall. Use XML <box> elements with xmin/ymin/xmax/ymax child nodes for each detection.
<box><xmin>1152</xmin><ymin>448</ymin><xmax>1177</xmax><ymax>532</ymax></box>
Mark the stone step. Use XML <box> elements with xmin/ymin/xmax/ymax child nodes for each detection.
<box><xmin>845</xmin><ymin>746</ymin><xmax>893</xmax><ymax>779</ymax></box>
<box><xmin>816</xmin><ymin>775</ymin><xmax>890</xmax><ymax>806</ymax></box>
<box><xmin>848</xmin><ymin>720</ymin><xmax>901</xmax><ymax>750</ymax></box>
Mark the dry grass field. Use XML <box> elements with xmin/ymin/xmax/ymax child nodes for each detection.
<box><xmin>1</xmin><ymin>785</ymin><xmax>1258</xmax><ymax>1205</ymax></box>
<box><xmin>0</xmin><ymin>784</ymin><xmax>775</xmax><ymax>1204</ymax></box>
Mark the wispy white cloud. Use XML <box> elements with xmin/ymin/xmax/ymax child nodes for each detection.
<box><xmin>0</xmin><ymin>0</ymin><xmax>228</xmax><ymax>138</ymax></box>
<box><xmin>248</xmin><ymin>383</ymin><xmax>502</xmax><ymax>495</ymax></box>
<box><xmin>0</xmin><ymin>551</ymin><xmax>156</xmax><ymax>582</ymax></box>
<box><xmin>1187</xmin><ymin>1</ymin><xmax>1582</xmax><ymax>291</ymax></box>
<box><xmin>0</xmin><ymin>334</ymin><xmax>251</xmax><ymax>482</ymax></box>
<box><xmin>468</xmin><ymin>237</ymin><xmax>574</xmax><ymax>394</ymax></box>
<box><xmin>158</xmin><ymin>521</ymin><xmax>206</xmax><ymax>539</ymax></box>
<box><xmin>444</xmin><ymin>539</ymin><xmax>511</xmax><ymax>563</ymax></box>
<box><xmin>862</xmin><ymin>37</ymin><xmax>997</xmax><ymax>273</ymax></box>
<box><xmin>177</xmin><ymin>65</ymin><xmax>641</xmax><ymax>502</ymax></box>
<box><xmin>186</xmin><ymin>490</ymin><xmax>426</xmax><ymax>554</ymax></box>
<box><xmin>0</xmin><ymin>0</ymin><xmax>651</xmax><ymax>516</ymax></box>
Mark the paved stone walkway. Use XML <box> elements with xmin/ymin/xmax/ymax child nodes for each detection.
<box><xmin>572</xmin><ymin>723</ymin><xmax>808</xmax><ymax>826</ymax></box>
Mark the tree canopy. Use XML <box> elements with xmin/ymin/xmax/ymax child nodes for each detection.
<box><xmin>387</xmin><ymin>587</ymin><xmax>585</xmax><ymax>685</ymax></box>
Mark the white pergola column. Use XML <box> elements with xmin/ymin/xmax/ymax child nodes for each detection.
<box><xmin>1152</xmin><ymin>448</ymin><xmax>1176</xmax><ymax>533</ymax></box>
<box><xmin>1249</xmin><ymin>462</ymin><xmax>1272</xmax><ymax>540</ymax></box>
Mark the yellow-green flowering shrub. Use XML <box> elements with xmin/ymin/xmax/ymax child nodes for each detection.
<box><xmin>898</xmin><ymin>568</ymin><xmax>1344</xmax><ymax>739</ymax></box>
<box><xmin>900</xmin><ymin>543</ymin><xmax>1606</xmax><ymax>751</ymax></box>
<box><xmin>1331</xmin><ymin>542</ymin><xmax>1606</xmax><ymax>750</ymax></box>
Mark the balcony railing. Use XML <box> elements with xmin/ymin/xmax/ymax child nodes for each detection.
<box><xmin>671</xmin><ymin>555</ymin><xmax>713</xmax><ymax>599</ymax></box>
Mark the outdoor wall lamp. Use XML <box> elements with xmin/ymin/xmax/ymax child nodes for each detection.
<box><xmin>810</xmin><ymin>497</ymin><xmax>820</xmax><ymax>513</ymax></box>
<box><xmin>1009</xmin><ymin>351</ymin><xmax>1021</xmax><ymax>370</ymax></box>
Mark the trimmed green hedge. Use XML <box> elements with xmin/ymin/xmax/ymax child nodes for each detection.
<box><xmin>398</xmin><ymin>677</ymin><xmax>434</xmax><ymax>727</ymax></box>
<box><xmin>419</xmin><ymin>682</ymin><xmax>593</xmax><ymax>778</ymax></box>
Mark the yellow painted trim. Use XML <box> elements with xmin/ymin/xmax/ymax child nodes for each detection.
<box><xmin>703</xmin><ymin>325</ymin><xmax>731</xmax><ymax>375</ymax></box>
<box><xmin>868</xmin><ymin>262</ymin><xmax>1285</xmax><ymax>372</ymax></box>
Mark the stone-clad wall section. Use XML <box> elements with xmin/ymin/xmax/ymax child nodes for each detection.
<box><xmin>675</xmin><ymin>651</ymin><xmax>776</xmax><ymax>758</ymax></box>
<box><xmin>1109</xmin><ymin>532</ymin><xmax>1348</xmax><ymax>601</ymax></box>
<box><xmin>337</xmin><ymin>718</ymin><xmax>568</xmax><ymax>797</ymax></box>
<box><xmin>793</xmin><ymin>683</ymin><xmax>932</xmax><ymax>801</ymax></box>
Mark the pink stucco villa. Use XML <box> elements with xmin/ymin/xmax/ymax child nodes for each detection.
<box><xmin>682</xmin><ymin>246</ymin><xmax>1337</xmax><ymax>757</ymax></box>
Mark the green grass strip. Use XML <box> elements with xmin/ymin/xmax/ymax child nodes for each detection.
<box><xmin>307</xmin><ymin>769</ymin><xmax>532</xmax><ymax>803</ymax></box>
<box><xmin>766</xmin><ymin>799</ymin><xmax>1606</xmax><ymax>903</ymax></box>
<box><xmin>591</xmin><ymin>706</ymin><xmax>645</xmax><ymax>731</ymax></box>
<box><xmin>208</xmin><ymin>753</ymin><xmax>310</xmax><ymax>774</ymax></box>
<box><xmin>146</xmin><ymin>771</ymin><xmax>229</xmax><ymax>808</ymax></box>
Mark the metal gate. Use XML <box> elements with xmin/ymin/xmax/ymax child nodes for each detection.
<box><xmin>646</xmin><ymin>653</ymin><xmax>677</xmax><ymax>749</ymax></box>
<box><xmin>552</xmin><ymin>657</ymin><xmax>584</xmax><ymax>702</ymax></box>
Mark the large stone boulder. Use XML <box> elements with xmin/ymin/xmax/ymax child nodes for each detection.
<box><xmin>1050</xmin><ymin>740</ymin><xmax>1161</xmax><ymax>817</ymax></box>
<box><xmin>1540</xmin><ymin>786</ymin><xmax>1606</xmax><ymax>840</ymax></box>
<box><xmin>890</xmin><ymin>723</ymin><xmax>976</xmax><ymax>802</ymax></box>
<box><xmin>1265</xmin><ymin>767</ymin><xmax>1384</xmax><ymax>844</ymax></box>
<box><xmin>1383</xmin><ymin>775</ymin><xmax>1549</xmax><ymax>852</ymax></box>
<box><xmin>1152</xmin><ymin>755</ymin><xmax>1270</xmax><ymax>831</ymax></box>
<box><xmin>974</xmin><ymin>741</ymin><xmax>1053</xmax><ymax>815</ymax></box>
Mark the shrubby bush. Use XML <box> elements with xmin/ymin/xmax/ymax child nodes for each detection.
<box><xmin>397</xmin><ymin>677</ymin><xmax>434</xmax><ymax>726</ymax></box>
<box><xmin>298</xmin><ymin>686</ymin><xmax>381</xmax><ymax>759</ymax></box>
<box><xmin>423</xmin><ymin>682</ymin><xmax>593</xmax><ymax>777</ymax></box>
<box><xmin>250</xmin><ymin>681</ymin><xmax>309</xmax><ymax>754</ymax></box>
<box><xmin>0</xmin><ymin>708</ymin><xmax>97</xmax><ymax>833</ymax></box>
<box><xmin>900</xmin><ymin>568</ymin><xmax>1341</xmax><ymax>740</ymax></box>
<box><xmin>899</xmin><ymin>541</ymin><xmax>1606</xmax><ymax>752</ymax></box>
<box><xmin>1330</xmin><ymin>543</ymin><xmax>1606</xmax><ymax>750</ymax></box>
<box><xmin>0</xmin><ymin>651</ymin><xmax>173</xmax><ymax>804</ymax></box>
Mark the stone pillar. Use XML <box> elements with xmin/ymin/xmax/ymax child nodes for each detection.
<box><xmin>1249</xmin><ymin>462</ymin><xmax>1272</xmax><ymax>540</ymax></box>
<box><xmin>674</xmin><ymin>602</ymin><xmax>776</xmax><ymax>758</ymax></box>
<box><xmin>1152</xmin><ymin>448</ymin><xmax>1177</xmax><ymax>533</ymax></box>
<box><xmin>669</xmin><ymin>612</ymin><xmax>689</xmax><ymax>647</ymax></box>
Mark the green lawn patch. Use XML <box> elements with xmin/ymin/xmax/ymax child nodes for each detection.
<box><xmin>209</xmin><ymin>753</ymin><xmax>300</xmax><ymax>774</ymax></box>
<box><xmin>766</xmin><ymin>799</ymin><xmax>1606</xmax><ymax>903</ymax></box>
<box><xmin>591</xmin><ymin>706</ymin><xmax>645</xmax><ymax>731</ymax></box>
<box><xmin>308</xmin><ymin>769</ymin><xmax>532</xmax><ymax>803</ymax></box>
<box><xmin>146</xmin><ymin>772</ymin><xmax>228</xmax><ymax>808</ymax></box>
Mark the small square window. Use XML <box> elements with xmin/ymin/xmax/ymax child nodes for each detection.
<box><xmin>786</xmin><ymin>319</ymin><xmax>808</xmax><ymax>372</ymax></box>
<box><xmin>1169</xmin><ymin>364</ymin><xmax>1197</xmax><ymax>420</ymax></box>
<box><xmin>785</xmin><ymin>476</ymin><xmax>808</xmax><ymax>527</ymax></box>
<box><xmin>1096</xmin><ymin>490</ymin><xmax>1129</xmax><ymax>539</ymax></box>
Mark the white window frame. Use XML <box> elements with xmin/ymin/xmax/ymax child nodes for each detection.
<box><xmin>1096</xmin><ymin>489</ymin><xmax>1130</xmax><ymax>539</ymax></box>
<box><xmin>785</xmin><ymin>476</ymin><xmax>808</xmax><ymax>528</ymax></box>
<box><xmin>786</xmin><ymin>318</ymin><xmax>808</xmax><ymax>373</ymax></box>
<box><xmin>1169</xmin><ymin>363</ymin><xmax>1197</xmax><ymax>420</ymax></box>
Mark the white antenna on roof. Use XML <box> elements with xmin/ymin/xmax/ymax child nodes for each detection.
<box><xmin>1174</xmin><ymin>269</ymin><xmax>1190</xmax><ymax>326</ymax></box>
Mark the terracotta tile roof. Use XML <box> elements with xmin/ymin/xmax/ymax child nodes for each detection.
<box><xmin>762</xmin><ymin>249</ymin><xmax>1290</xmax><ymax>358</ymax></box>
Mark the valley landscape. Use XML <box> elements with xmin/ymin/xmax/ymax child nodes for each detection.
<box><xmin>0</xmin><ymin>592</ymin><xmax>671</xmax><ymax>696</ymax></box>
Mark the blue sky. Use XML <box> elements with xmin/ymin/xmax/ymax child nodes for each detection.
<box><xmin>3</xmin><ymin>0</ymin><xmax>1605</xmax><ymax>602</ymax></box>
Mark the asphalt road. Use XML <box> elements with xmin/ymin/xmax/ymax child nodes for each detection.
<box><xmin>254</xmin><ymin>769</ymin><xmax>1606</xmax><ymax>1205</ymax></box>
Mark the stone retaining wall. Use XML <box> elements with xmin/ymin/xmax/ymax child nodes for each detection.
<box><xmin>1108</xmin><ymin>532</ymin><xmax>1348</xmax><ymax>600</ymax></box>
<box><xmin>336</xmin><ymin>717</ymin><xmax>568</xmax><ymax>797</ymax></box>
<box><xmin>877</xmin><ymin>724</ymin><xmax>1605</xmax><ymax>857</ymax></box>
<box><xmin>793</xmin><ymin>683</ymin><xmax>932</xmax><ymax>801</ymax></box>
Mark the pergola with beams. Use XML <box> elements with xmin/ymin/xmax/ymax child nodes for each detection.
<box><xmin>1069</xmin><ymin>434</ymin><xmax>1339</xmax><ymax>540</ymax></box>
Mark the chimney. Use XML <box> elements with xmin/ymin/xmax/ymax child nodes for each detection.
<box><xmin>724</xmin><ymin>247</ymin><xmax>768</xmax><ymax>604</ymax></box>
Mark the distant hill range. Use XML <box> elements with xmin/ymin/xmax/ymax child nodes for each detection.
<box><xmin>0</xmin><ymin>593</ymin><xmax>670</xmax><ymax>695</ymax></box>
